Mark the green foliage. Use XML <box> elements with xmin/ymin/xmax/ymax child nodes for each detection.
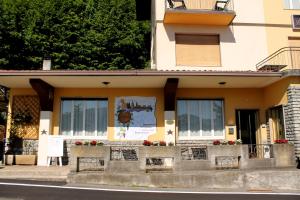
<box><xmin>0</xmin><ymin>0</ymin><xmax>150</xmax><ymax>70</ymax></box>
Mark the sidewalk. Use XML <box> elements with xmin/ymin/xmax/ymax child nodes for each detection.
<box><xmin>0</xmin><ymin>165</ymin><xmax>69</xmax><ymax>182</ymax></box>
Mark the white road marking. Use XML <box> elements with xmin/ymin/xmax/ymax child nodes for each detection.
<box><xmin>0</xmin><ymin>182</ymin><xmax>299</xmax><ymax>196</ymax></box>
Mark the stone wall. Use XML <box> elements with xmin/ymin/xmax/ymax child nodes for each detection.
<box><xmin>63</xmin><ymin>140</ymin><xmax>142</xmax><ymax>165</ymax></box>
<box><xmin>70</xmin><ymin>144</ymin><xmax>295</xmax><ymax>171</ymax></box>
<box><xmin>286</xmin><ymin>85</ymin><xmax>300</xmax><ymax>157</ymax></box>
<box><xmin>22</xmin><ymin>139</ymin><xmax>38</xmax><ymax>155</ymax></box>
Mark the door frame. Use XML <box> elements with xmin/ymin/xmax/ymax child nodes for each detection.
<box><xmin>235</xmin><ymin>109</ymin><xmax>260</xmax><ymax>145</ymax></box>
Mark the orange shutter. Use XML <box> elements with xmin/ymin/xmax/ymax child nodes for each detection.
<box><xmin>175</xmin><ymin>34</ymin><xmax>221</xmax><ymax>67</ymax></box>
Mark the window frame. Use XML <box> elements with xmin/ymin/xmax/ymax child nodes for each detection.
<box><xmin>176</xmin><ymin>99</ymin><xmax>225</xmax><ymax>140</ymax></box>
<box><xmin>59</xmin><ymin>98</ymin><xmax>108</xmax><ymax>140</ymax></box>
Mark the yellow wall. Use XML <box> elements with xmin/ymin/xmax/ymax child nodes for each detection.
<box><xmin>52</xmin><ymin>88</ymin><xmax>165</xmax><ymax>142</ymax></box>
<box><xmin>264</xmin><ymin>0</ymin><xmax>300</xmax><ymax>54</ymax></box>
<box><xmin>263</xmin><ymin>77</ymin><xmax>300</xmax><ymax>109</ymax></box>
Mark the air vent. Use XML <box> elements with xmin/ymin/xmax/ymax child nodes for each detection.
<box><xmin>292</xmin><ymin>15</ymin><xmax>300</xmax><ymax>29</ymax></box>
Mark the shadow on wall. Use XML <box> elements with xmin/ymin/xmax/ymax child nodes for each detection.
<box><xmin>164</xmin><ymin>24</ymin><xmax>236</xmax><ymax>43</ymax></box>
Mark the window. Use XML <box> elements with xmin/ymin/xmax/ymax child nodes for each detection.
<box><xmin>175</xmin><ymin>34</ymin><xmax>221</xmax><ymax>67</ymax></box>
<box><xmin>60</xmin><ymin>99</ymin><xmax>108</xmax><ymax>138</ymax></box>
<box><xmin>177</xmin><ymin>100</ymin><xmax>225</xmax><ymax>140</ymax></box>
<box><xmin>284</xmin><ymin>0</ymin><xmax>300</xmax><ymax>9</ymax></box>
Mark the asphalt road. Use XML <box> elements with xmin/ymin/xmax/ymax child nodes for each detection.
<box><xmin>0</xmin><ymin>180</ymin><xmax>299</xmax><ymax>200</ymax></box>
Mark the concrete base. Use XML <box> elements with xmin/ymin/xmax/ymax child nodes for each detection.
<box><xmin>67</xmin><ymin>169</ymin><xmax>300</xmax><ymax>191</ymax></box>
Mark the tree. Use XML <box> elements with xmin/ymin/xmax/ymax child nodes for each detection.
<box><xmin>0</xmin><ymin>0</ymin><xmax>150</xmax><ymax>70</ymax></box>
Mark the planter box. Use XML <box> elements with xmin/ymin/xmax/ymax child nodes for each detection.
<box><xmin>273</xmin><ymin>144</ymin><xmax>295</xmax><ymax>167</ymax></box>
<box><xmin>70</xmin><ymin>146</ymin><xmax>110</xmax><ymax>172</ymax></box>
<box><xmin>15</xmin><ymin>155</ymin><xmax>37</xmax><ymax>165</ymax></box>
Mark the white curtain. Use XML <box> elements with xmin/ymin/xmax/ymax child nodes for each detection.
<box><xmin>73</xmin><ymin>100</ymin><xmax>84</xmax><ymax>136</ymax></box>
<box><xmin>189</xmin><ymin>100</ymin><xmax>200</xmax><ymax>137</ymax></box>
<box><xmin>284</xmin><ymin>0</ymin><xmax>300</xmax><ymax>9</ymax></box>
<box><xmin>177</xmin><ymin>100</ymin><xmax>188</xmax><ymax>137</ymax></box>
<box><xmin>61</xmin><ymin>100</ymin><xmax>107</xmax><ymax>137</ymax></box>
<box><xmin>201</xmin><ymin>100</ymin><xmax>212</xmax><ymax>137</ymax></box>
<box><xmin>85</xmin><ymin>101</ymin><xmax>96</xmax><ymax>136</ymax></box>
<box><xmin>97</xmin><ymin>101</ymin><xmax>108</xmax><ymax>136</ymax></box>
<box><xmin>177</xmin><ymin>100</ymin><xmax>224</xmax><ymax>138</ymax></box>
<box><xmin>61</xmin><ymin>101</ymin><xmax>72</xmax><ymax>136</ymax></box>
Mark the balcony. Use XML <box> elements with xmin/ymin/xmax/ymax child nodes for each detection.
<box><xmin>164</xmin><ymin>0</ymin><xmax>236</xmax><ymax>25</ymax></box>
<box><xmin>256</xmin><ymin>47</ymin><xmax>300</xmax><ymax>72</ymax></box>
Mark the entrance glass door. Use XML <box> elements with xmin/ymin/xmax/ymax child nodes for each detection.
<box><xmin>236</xmin><ymin>110</ymin><xmax>258</xmax><ymax>155</ymax></box>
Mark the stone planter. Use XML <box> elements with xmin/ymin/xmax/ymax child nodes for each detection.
<box><xmin>138</xmin><ymin>146</ymin><xmax>179</xmax><ymax>171</ymax></box>
<box><xmin>15</xmin><ymin>155</ymin><xmax>37</xmax><ymax>165</ymax></box>
<box><xmin>70</xmin><ymin>146</ymin><xmax>110</xmax><ymax>172</ymax></box>
<box><xmin>207</xmin><ymin>145</ymin><xmax>246</xmax><ymax>169</ymax></box>
<box><xmin>273</xmin><ymin>143</ymin><xmax>295</xmax><ymax>167</ymax></box>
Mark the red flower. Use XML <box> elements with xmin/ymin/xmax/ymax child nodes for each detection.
<box><xmin>143</xmin><ymin>140</ymin><xmax>153</xmax><ymax>146</ymax></box>
<box><xmin>228</xmin><ymin>140</ymin><xmax>235</xmax><ymax>145</ymax></box>
<box><xmin>213</xmin><ymin>140</ymin><xmax>221</xmax><ymax>145</ymax></box>
<box><xmin>75</xmin><ymin>141</ymin><xmax>82</xmax><ymax>145</ymax></box>
<box><xmin>90</xmin><ymin>140</ymin><xmax>97</xmax><ymax>146</ymax></box>
<box><xmin>274</xmin><ymin>139</ymin><xmax>288</xmax><ymax>144</ymax></box>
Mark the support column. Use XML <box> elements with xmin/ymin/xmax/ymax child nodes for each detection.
<box><xmin>164</xmin><ymin>78</ymin><xmax>178</xmax><ymax>145</ymax></box>
<box><xmin>37</xmin><ymin>111</ymin><xmax>52</xmax><ymax>166</ymax></box>
<box><xmin>164</xmin><ymin>111</ymin><xmax>176</xmax><ymax>145</ymax></box>
<box><xmin>285</xmin><ymin>85</ymin><xmax>300</xmax><ymax>158</ymax></box>
<box><xmin>30</xmin><ymin>79</ymin><xmax>54</xmax><ymax>166</ymax></box>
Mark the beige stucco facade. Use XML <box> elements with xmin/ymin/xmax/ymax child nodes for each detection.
<box><xmin>263</xmin><ymin>0</ymin><xmax>300</xmax><ymax>54</ymax></box>
<box><xmin>151</xmin><ymin>0</ymin><xmax>269</xmax><ymax>71</ymax></box>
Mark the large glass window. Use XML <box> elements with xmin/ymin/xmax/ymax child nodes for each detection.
<box><xmin>284</xmin><ymin>0</ymin><xmax>300</xmax><ymax>9</ymax></box>
<box><xmin>60</xmin><ymin>99</ymin><xmax>108</xmax><ymax>137</ymax></box>
<box><xmin>177</xmin><ymin>100</ymin><xmax>225</xmax><ymax>140</ymax></box>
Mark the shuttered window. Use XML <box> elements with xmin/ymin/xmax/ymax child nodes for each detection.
<box><xmin>175</xmin><ymin>34</ymin><xmax>221</xmax><ymax>67</ymax></box>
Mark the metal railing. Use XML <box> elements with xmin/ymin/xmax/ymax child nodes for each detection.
<box><xmin>166</xmin><ymin>0</ymin><xmax>234</xmax><ymax>11</ymax></box>
<box><xmin>256</xmin><ymin>47</ymin><xmax>300</xmax><ymax>72</ymax></box>
<box><xmin>248</xmin><ymin>144</ymin><xmax>274</xmax><ymax>159</ymax></box>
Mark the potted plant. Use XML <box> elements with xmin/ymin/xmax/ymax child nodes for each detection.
<box><xmin>97</xmin><ymin>141</ymin><xmax>104</xmax><ymax>146</ymax></box>
<box><xmin>159</xmin><ymin>141</ymin><xmax>166</xmax><ymax>146</ymax></box>
<box><xmin>228</xmin><ymin>140</ymin><xmax>235</xmax><ymax>145</ymax></box>
<box><xmin>143</xmin><ymin>140</ymin><xmax>153</xmax><ymax>146</ymax></box>
<box><xmin>75</xmin><ymin>141</ymin><xmax>83</xmax><ymax>146</ymax></box>
<box><xmin>90</xmin><ymin>140</ymin><xmax>97</xmax><ymax>146</ymax></box>
<box><xmin>213</xmin><ymin>140</ymin><xmax>221</xmax><ymax>145</ymax></box>
<box><xmin>274</xmin><ymin>139</ymin><xmax>288</xmax><ymax>144</ymax></box>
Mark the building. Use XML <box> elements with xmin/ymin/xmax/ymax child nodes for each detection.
<box><xmin>0</xmin><ymin>0</ymin><xmax>300</xmax><ymax>166</ymax></box>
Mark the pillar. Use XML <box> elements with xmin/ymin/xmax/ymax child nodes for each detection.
<box><xmin>164</xmin><ymin>78</ymin><xmax>178</xmax><ymax>145</ymax></box>
<box><xmin>37</xmin><ymin>111</ymin><xmax>52</xmax><ymax>166</ymax></box>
